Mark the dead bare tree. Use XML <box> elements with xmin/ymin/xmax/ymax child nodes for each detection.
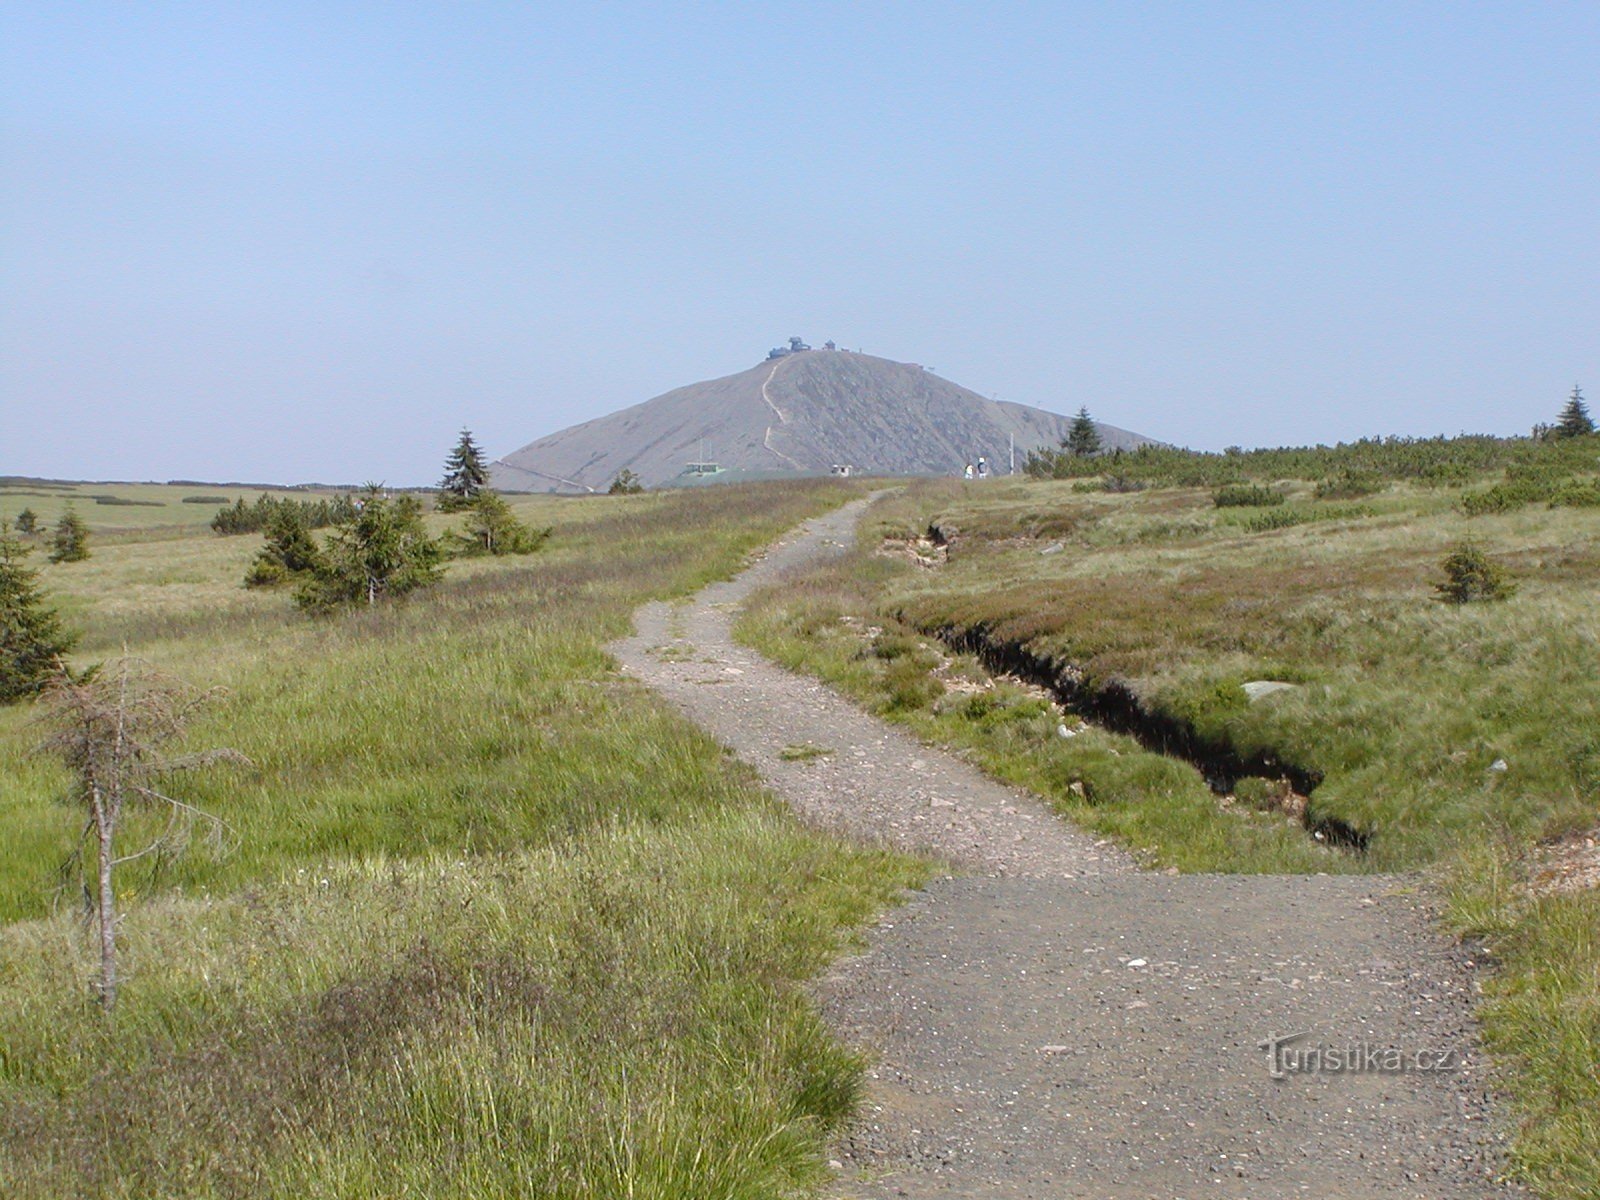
<box><xmin>36</xmin><ymin>658</ymin><xmax>249</xmax><ymax>1010</ymax></box>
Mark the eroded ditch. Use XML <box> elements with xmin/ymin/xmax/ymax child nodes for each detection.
<box><xmin>910</xmin><ymin>619</ymin><xmax>1371</xmax><ymax>852</ymax></box>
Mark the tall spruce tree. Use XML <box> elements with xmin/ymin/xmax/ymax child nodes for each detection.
<box><xmin>1</xmin><ymin>522</ymin><xmax>76</xmax><ymax>703</ymax></box>
<box><xmin>296</xmin><ymin>485</ymin><xmax>444</xmax><ymax>611</ymax></box>
<box><xmin>437</xmin><ymin>428</ymin><xmax>491</xmax><ymax>511</ymax></box>
<box><xmin>1553</xmin><ymin>385</ymin><xmax>1595</xmax><ymax>439</ymax></box>
<box><xmin>15</xmin><ymin>508</ymin><xmax>38</xmax><ymax>536</ymax></box>
<box><xmin>1065</xmin><ymin>407</ymin><xmax>1103</xmax><ymax>457</ymax></box>
<box><xmin>48</xmin><ymin>508</ymin><xmax>90</xmax><ymax>563</ymax></box>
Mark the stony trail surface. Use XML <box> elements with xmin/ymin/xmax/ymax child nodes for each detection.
<box><xmin>611</xmin><ymin>499</ymin><xmax>1515</xmax><ymax>1199</ymax></box>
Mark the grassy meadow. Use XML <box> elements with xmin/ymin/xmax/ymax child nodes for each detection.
<box><xmin>735</xmin><ymin>442</ymin><xmax>1600</xmax><ymax>1198</ymax></box>
<box><xmin>0</xmin><ymin>479</ymin><xmax>927</xmax><ymax>1198</ymax></box>
<box><xmin>0</xmin><ymin>478</ymin><xmax>343</xmax><ymax>540</ymax></box>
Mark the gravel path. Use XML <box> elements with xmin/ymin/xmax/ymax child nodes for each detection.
<box><xmin>612</xmin><ymin>499</ymin><xmax>1515</xmax><ymax>1199</ymax></box>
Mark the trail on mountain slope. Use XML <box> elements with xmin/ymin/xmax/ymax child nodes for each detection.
<box><xmin>759</xmin><ymin>358</ymin><xmax>808</xmax><ymax>470</ymax></box>
<box><xmin>611</xmin><ymin>500</ymin><xmax>1513</xmax><ymax>1200</ymax></box>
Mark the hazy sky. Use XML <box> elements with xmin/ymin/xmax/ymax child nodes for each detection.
<box><xmin>3</xmin><ymin>2</ymin><xmax>1596</xmax><ymax>484</ymax></box>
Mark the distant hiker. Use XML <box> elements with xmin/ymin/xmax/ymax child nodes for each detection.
<box><xmin>963</xmin><ymin>463</ymin><xmax>975</xmax><ymax>480</ymax></box>
<box><xmin>977</xmin><ymin>457</ymin><xmax>989</xmax><ymax>479</ymax></box>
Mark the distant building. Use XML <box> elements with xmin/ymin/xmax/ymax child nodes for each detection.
<box><xmin>767</xmin><ymin>335</ymin><xmax>814</xmax><ymax>359</ymax></box>
<box><xmin>830</xmin><ymin>464</ymin><xmax>854</xmax><ymax>477</ymax></box>
<box><xmin>682</xmin><ymin>461</ymin><xmax>723</xmax><ymax>477</ymax></box>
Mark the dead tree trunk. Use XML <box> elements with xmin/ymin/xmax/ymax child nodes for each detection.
<box><xmin>36</xmin><ymin>658</ymin><xmax>248</xmax><ymax>1011</ymax></box>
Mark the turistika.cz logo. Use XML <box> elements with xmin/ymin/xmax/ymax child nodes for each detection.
<box><xmin>1260</xmin><ymin>1031</ymin><xmax>1461</xmax><ymax>1080</ymax></box>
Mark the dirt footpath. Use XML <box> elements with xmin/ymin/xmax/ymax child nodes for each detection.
<box><xmin>611</xmin><ymin>499</ymin><xmax>1514</xmax><ymax>1199</ymax></box>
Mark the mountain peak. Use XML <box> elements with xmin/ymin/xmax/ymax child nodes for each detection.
<box><xmin>492</xmin><ymin>346</ymin><xmax>1155</xmax><ymax>492</ymax></box>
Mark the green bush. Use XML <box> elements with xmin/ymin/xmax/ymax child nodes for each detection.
<box><xmin>90</xmin><ymin>495</ymin><xmax>165</xmax><ymax>507</ymax></box>
<box><xmin>1101</xmin><ymin>476</ymin><xmax>1147</xmax><ymax>494</ymax></box>
<box><xmin>953</xmin><ymin>691</ymin><xmax>1053</xmax><ymax>730</ymax></box>
<box><xmin>868</xmin><ymin>631</ymin><xmax>923</xmax><ymax>661</ymax></box>
<box><xmin>1160</xmin><ymin>679</ymin><xmax>1249</xmax><ymax>733</ymax></box>
<box><xmin>1214</xmin><ymin>484</ymin><xmax>1286</xmax><ymax>508</ymax></box>
<box><xmin>1461</xmin><ymin>462</ymin><xmax>1592</xmax><ymax>516</ymax></box>
<box><xmin>879</xmin><ymin>657</ymin><xmax>944</xmax><ymax>712</ymax></box>
<box><xmin>1240</xmin><ymin>508</ymin><xmax>1309</xmax><ymax>532</ymax></box>
<box><xmin>1314</xmin><ymin>471</ymin><xmax>1384</xmax><ymax>500</ymax></box>
<box><xmin>1550</xmin><ymin>480</ymin><xmax>1600</xmax><ymax>508</ymax></box>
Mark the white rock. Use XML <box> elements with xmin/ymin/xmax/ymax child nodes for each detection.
<box><xmin>1128</xmin><ymin>958</ymin><xmax>1148</xmax><ymax>968</ymax></box>
<box><xmin>1489</xmin><ymin>759</ymin><xmax>1509</xmax><ymax>773</ymax></box>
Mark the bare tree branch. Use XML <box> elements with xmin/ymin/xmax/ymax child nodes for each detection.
<box><xmin>33</xmin><ymin>657</ymin><xmax>252</xmax><ymax>1010</ymax></box>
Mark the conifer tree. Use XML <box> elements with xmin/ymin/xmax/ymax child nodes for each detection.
<box><xmin>15</xmin><ymin>508</ymin><xmax>38</xmax><ymax>536</ymax></box>
<box><xmin>1435</xmin><ymin>542</ymin><xmax>1516</xmax><ymax>605</ymax></box>
<box><xmin>454</xmin><ymin>490</ymin><xmax>550</xmax><ymax>557</ymax></box>
<box><xmin>437</xmin><ymin>428</ymin><xmax>491</xmax><ymax>511</ymax></box>
<box><xmin>608</xmin><ymin>469</ymin><xmax>644</xmax><ymax>495</ymax></box>
<box><xmin>296</xmin><ymin>485</ymin><xmax>445</xmax><ymax>611</ymax></box>
<box><xmin>245</xmin><ymin>505</ymin><xmax>325</xmax><ymax>587</ymax></box>
<box><xmin>1552</xmin><ymin>385</ymin><xmax>1595</xmax><ymax>439</ymax></box>
<box><xmin>1065</xmin><ymin>407</ymin><xmax>1103</xmax><ymax>457</ymax></box>
<box><xmin>49</xmin><ymin>508</ymin><xmax>90</xmax><ymax>563</ymax></box>
<box><xmin>1</xmin><ymin>521</ymin><xmax>76</xmax><ymax>703</ymax></box>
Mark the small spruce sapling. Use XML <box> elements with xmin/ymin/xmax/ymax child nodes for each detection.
<box><xmin>49</xmin><ymin>508</ymin><xmax>90</xmax><ymax>563</ymax></box>
<box><xmin>454</xmin><ymin>490</ymin><xmax>549</xmax><ymax>557</ymax></box>
<box><xmin>1436</xmin><ymin>542</ymin><xmax>1517</xmax><ymax>605</ymax></box>
<box><xmin>245</xmin><ymin>505</ymin><xmax>325</xmax><ymax>587</ymax></box>
<box><xmin>608</xmin><ymin>469</ymin><xmax>645</xmax><ymax>495</ymax></box>
<box><xmin>1</xmin><ymin>521</ymin><xmax>77</xmax><ymax>703</ymax></box>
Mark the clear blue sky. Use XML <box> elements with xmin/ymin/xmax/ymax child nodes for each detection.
<box><xmin>3</xmin><ymin>2</ymin><xmax>1596</xmax><ymax>484</ymax></box>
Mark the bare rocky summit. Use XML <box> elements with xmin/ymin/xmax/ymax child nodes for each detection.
<box><xmin>492</xmin><ymin>347</ymin><xmax>1156</xmax><ymax>492</ymax></box>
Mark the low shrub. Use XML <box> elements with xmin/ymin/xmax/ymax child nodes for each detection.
<box><xmin>1214</xmin><ymin>484</ymin><xmax>1286</xmax><ymax>508</ymax></box>
<box><xmin>1240</xmin><ymin>508</ymin><xmax>1308</xmax><ymax>532</ymax></box>
<box><xmin>879</xmin><ymin>657</ymin><xmax>944</xmax><ymax>712</ymax></box>
<box><xmin>951</xmin><ymin>690</ymin><xmax>1053</xmax><ymax>730</ymax></box>
<box><xmin>1315</xmin><ymin>471</ymin><xmax>1384</xmax><ymax>500</ymax></box>
<box><xmin>1550</xmin><ymin>480</ymin><xmax>1600</xmax><ymax>508</ymax></box>
<box><xmin>1101</xmin><ymin>476</ymin><xmax>1148</xmax><ymax>494</ymax></box>
<box><xmin>868</xmin><ymin>631</ymin><xmax>924</xmax><ymax>661</ymax></box>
